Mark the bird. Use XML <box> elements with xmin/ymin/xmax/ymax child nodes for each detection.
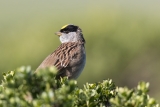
<box><xmin>36</xmin><ymin>24</ymin><xmax>86</xmax><ymax>79</ymax></box>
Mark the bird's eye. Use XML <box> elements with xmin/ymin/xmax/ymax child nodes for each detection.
<box><xmin>64</xmin><ymin>31</ymin><xmax>69</xmax><ymax>34</ymax></box>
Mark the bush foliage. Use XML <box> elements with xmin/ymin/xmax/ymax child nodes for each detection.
<box><xmin>0</xmin><ymin>66</ymin><xmax>159</xmax><ymax>107</ymax></box>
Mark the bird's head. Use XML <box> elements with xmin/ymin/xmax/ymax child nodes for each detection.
<box><xmin>55</xmin><ymin>24</ymin><xmax>85</xmax><ymax>43</ymax></box>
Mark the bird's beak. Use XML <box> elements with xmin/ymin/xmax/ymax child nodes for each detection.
<box><xmin>55</xmin><ymin>32</ymin><xmax>62</xmax><ymax>36</ymax></box>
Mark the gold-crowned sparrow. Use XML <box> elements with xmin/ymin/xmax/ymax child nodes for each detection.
<box><xmin>36</xmin><ymin>24</ymin><xmax>86</xmax><ymax>79</ymax></box>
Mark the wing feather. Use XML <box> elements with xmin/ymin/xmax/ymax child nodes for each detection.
<box><xmin>36</xmin><ymin>42</ymin><xmax>79</xmax><ymax>73</ymax></box>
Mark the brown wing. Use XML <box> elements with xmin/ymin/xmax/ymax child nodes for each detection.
<box><xmin>36</xmin><ymin>42</ymin><xmax>79</xmax><ymax>73</ymax></box>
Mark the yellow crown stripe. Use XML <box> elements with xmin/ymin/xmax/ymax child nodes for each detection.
<box><xmin>61</xmin><ymin>24</ymin><xmax>69</xmax><ymax>29</ymax></box>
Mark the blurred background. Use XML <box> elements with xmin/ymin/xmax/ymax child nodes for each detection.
<box><xmin>0</xmin><ymin>0</ymin><xmax>160</xmax><ymax>102</ymax></box>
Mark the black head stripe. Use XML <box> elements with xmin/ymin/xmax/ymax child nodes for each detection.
<box><xmin>60</xmin><ymin>25</ymin><xmax>78</xmax><ymax>33</ymax></box>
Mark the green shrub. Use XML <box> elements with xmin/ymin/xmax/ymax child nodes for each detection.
<box><xmin>0</xmin><ymin>66</ymin><xmax>159</xmax><ymax>107</ymax></box>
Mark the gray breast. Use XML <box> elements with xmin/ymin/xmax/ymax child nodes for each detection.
<box><xmin>67</xmin><ymin>46</ymin><xmax>86</xmax><ymax>79</ymax></box>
